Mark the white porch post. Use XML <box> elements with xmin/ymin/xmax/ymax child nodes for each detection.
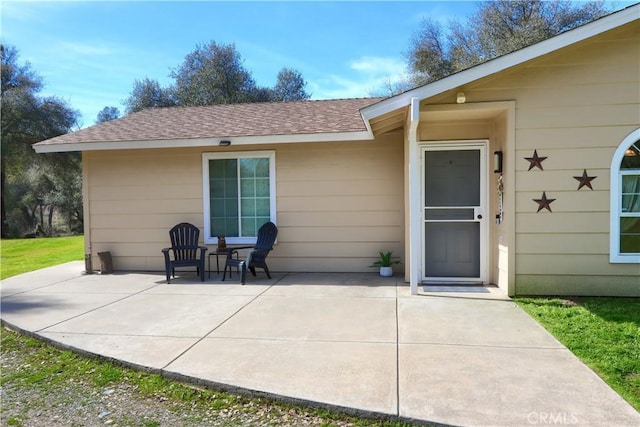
<box><xmin>408</xmin><ymin>98</ymin><xmax>420</xmax><ymax>295</ymax></box>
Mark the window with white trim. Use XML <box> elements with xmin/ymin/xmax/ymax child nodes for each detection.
<box><xmin>202</xmin><ymin>151</ymin><xmax>276</xmax><ymax>244</ymax></box>
<box><xmin>610</xmin><ymin>129</ymin><xmax>640</xmax><ymax>263</ymax></box>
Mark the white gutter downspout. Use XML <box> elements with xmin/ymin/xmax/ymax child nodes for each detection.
<box><xmin>408</xmin><ymin>98</ymin><xmax>420</xmax><ymax>295</ymax></box>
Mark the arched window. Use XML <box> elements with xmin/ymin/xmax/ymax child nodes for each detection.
<box><xmin>610</xmin><ymin>128</ymin><xmax>640</xmax><ymax>263</ymax></box>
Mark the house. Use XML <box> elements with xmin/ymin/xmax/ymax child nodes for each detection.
<box><xmin>34</xmin><ymin>5</ymin><xmax>639</xmax><ymax>296</ymax></box>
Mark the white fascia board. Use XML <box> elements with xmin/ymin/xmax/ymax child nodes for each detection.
<box><xmin>33</xmin><ymin>131</ymin><xmax>374</xmax><ymax>153</ymax></box>
<box><xmin>361</xmin><ymin>5</ymin><xmax>639</xmax><ymax>121</ymax></box>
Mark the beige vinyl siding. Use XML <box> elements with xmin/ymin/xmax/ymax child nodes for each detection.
<box><xmin>470</xmin><ymin>21</ymin><xmax>639</xmax><ymax>295</ymax></box>
<box><xmin>409</xmin><ymin>21</ymin><xmax>639</xmax><ymax>295</ymax></box>
<box><xmin>419</xmin><ymin>120</ymin><xmax>492</xmax><ymax>141</ymax></box>
<box><xmin>85</xmin><ymin>132</ymin><xmax>404</xmax><ymax>273</ymax></box>
<box><xmin>491</xmin><ymin>112</ymin><xmax>510</xmax><ymax>291</ymax></box>
<box><xmin>84</xmin><ymin>148</ymin><xmax>205</xmax><ymax>270</ymax></box>
<box><xmin>275</xmin><ymin>132</ymin><xmax>404</xmax><ymax>272</ymax></box>
<box><xmin>515</xmin><ymin>275</ymin><xmax>637</xmax><ymax>296</ymax></box>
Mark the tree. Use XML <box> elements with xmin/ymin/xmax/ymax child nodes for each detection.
<box><xmin>247</xmin><ymin>86</ymin><xmax>276</xmax><ymax>103</ymax></box>
<box><xmin>272</xmin><ymin>68</ymin><xmax>310</xmax><ymax>101</ymax></box>
<box><xmin>1</xmin><ymin>44</ymin><xmax>80</xmax><ymax>237</ymax></box>
<box><xmin>40</xmin><ymin>153</ymin><xmax>83</xmax><ymax>234</ymax></box>
<box><xmin>407</xmin><ymin>0</ymin><xmax>610</xmax><ymax>84</ymax></box>
<box><xmin>123</xmin><ymin>77</ymin><xmax>175</xmax><ymax>114</ymax></box>
<box><xmin>124</xmin><ymin>41</ymin><xmax>311</xmax><ymax>114</ymax></box>
<box><xmin>171</xmin><ymin>41</ymin><xmax>261</xmax><ymax>106</ymax></box>
<box><xmin>408</xmin><ymin>18</ymin><xmax>454</xmax><ymax>84</ymax></box>
<box><xmin>124</xmin><ymin>42</ymin><xmax>311</xmax><ymax>112</ymax></box>
<box><xmin>96</xmin><ymin>106</ymin><xmax>120</xmax><ymax>124</ymax></box>
<box><xmin>369</xmin><ymin>75</ymin><xmax>415</xmax><ymax>98</ymax></box>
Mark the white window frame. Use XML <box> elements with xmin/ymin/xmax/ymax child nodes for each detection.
<box><xmin>202</xmin><ymin>151</ymin><xmax>276</xmax><ymax>245</ymax></box>
<box><xmin>610</xmin><ymin>128</ymin><xmax>640</xmax><ymax>263</ymax></box>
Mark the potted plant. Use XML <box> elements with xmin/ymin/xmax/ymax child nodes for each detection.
<box><xmin>370</xmin><ymin>251</ymin><xmax>400</xmax><ymax>277</ymax></box>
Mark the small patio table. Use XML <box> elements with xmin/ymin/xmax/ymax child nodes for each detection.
<box><xmin>208</xmin><ymin>246</ymin><xmax>241</xmax><ymax>277</ymax></box>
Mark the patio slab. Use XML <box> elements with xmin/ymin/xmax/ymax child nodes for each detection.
<box><xmin>0</xmin><ymin>261</ymin><xmax>85</xmax><ymax>296</ymax></box>
<box><xmin>166</xmin><ymin>337</ymin><xmax>398</xmax><ymax>415</ymax></box>
<box><xmin>38</xmin><ymin>332</ymin><xmax>198</xmax><ymax>370</ymax></box>
<box><xmin>398</xmin><ymin>294</ymin><xmax>564</xmax><ymax>348</ymax></box>
<box><xmin>399</xmin><ymin>343</ymin><xmax>640</xmax><ymax>426</ymax></box>
<box><xmin>145</xmin><ymin>281</ymin><xmax>271</xmax><ymax>296</ymax></box>
<box><xmin>43</xmin><ymin>293</ymin><xmax>257</xmax><ymax>337</ymax></box>
<box><xmin>209</xmin><ymin>294</ymin><xmax>397</xmax><ymax>342</ymax></box>
<box><xmin>2</xmin><ymin>262</ymin><xmax>639</xmax><ymax>426</ymax></box>
<box><xmin>26</xmin><ymin>271</ymin><xmax>160</xmax><ymax>294</ymax></box>
<box><xmin>1</xmin><ymin>291</ymin><xmax>132</xmax><ymax>332</ymax></box>
<box><xmin>269</xmin><ymin>272</ymin><xmax>400</xmax><ymax>298</ymax></box>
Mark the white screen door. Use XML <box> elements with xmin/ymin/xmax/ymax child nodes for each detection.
<box><xmin>422</xmin><ymin>144</ymin><xmax>487</xmax><ymax>282</ymax></box>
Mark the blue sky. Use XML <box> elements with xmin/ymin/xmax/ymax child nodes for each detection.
<box><xmin>1</xmin><ymin>1</ymin><xmax>636</xmax><ymax>128</ymax></box>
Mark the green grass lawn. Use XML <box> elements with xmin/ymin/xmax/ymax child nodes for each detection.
<box><xmin>0</xmin><ymin>236</ymin><xmax>84</xmax><ymax>280</ymax></box>
<box><xmin>516</xmin><ymin>297</ymin><xmax>640</xmax><ymax>411</ymax></box>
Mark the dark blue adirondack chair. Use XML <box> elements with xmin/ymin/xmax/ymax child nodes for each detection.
<box><xmin>161</xmin><ymin>223</ymin><xmax>207</xmax><ymax>283</ymax></box>
<box><xmin>222</xmin><ymin>221</ymin><xmax>278</xmax><ymax>285</ymax></box>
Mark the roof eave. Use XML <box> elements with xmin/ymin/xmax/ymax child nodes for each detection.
<box><xmin>361</xmin><ymin>4</ymin><xmax>639</xmax><ymax>121</ymax></box>
<box><xmin>33</xmin><ymin>130</ymin><xmax>375</xmax><ymax>153</ymax></box>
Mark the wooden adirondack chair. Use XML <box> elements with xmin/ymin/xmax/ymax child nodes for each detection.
<box><xmin>161</xmin><ymin>222</ymin><xmax>207</xmax><ymax>283</ymax></box>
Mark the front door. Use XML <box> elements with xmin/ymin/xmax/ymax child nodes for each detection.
<box><xmin>422</xmin><ymin>143</ymin><xmax>487</xmax><ymax>282</ymax></box>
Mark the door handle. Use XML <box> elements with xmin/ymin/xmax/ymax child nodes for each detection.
<box><xmin>474</xmin><ymin>207</ymin><xmax>484</xmax><ymax>221</ymax></box>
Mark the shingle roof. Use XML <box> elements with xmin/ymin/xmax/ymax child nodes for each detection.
<box><xmin>34</xmin><ymin>98</ymin><xmax>384</xmax><ymax>149</ymax></box>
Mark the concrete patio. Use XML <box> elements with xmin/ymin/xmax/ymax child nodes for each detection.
<box><xmin>1</xmin><ymin>261</ymin><xmax>638</xmax><ymax>426</ymax></box>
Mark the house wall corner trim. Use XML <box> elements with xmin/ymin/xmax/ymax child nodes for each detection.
<box><xmin>408</xmin><ymin>97</ymin><xmax>421</xmax><ymax>295</ymax></box>
<box><xmin>82</xmin><ymin>153</ymin><xmax>92</xmax><ymax>269</ymax></box>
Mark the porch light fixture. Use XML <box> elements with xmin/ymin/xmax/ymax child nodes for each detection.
<box><xmin>624</xmin><ymin>142</ymin><xmax>639</xmax><ymax>156</ymax></box>
<box><xmin>219</xmin><ymin>140</ymin><xmax>231</xmax><ymax>146</ymax></box>
<box><xmin>456</xmin><ymin>92</ymin><xmax>466</xmax><ymax>104</ymax></box>
<box><xmin>494</xmin><ymin>150</ymin><xmax>503</xmax><ymax>174</ymax></box>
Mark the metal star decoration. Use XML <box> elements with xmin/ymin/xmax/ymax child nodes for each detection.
<box><xmin>525</xmin><ymin>150</ymin><xmax>547</xmax><ymax>171</ymax></box>
<box><xmin>574</xmin><ymin>169</ymin><xmax>596</xmax><ymax>190</ymax></box>
<box><xmin>533</xmin><ymin>191</ymin><xmax>555</xmax><ymax>212</ymax></box>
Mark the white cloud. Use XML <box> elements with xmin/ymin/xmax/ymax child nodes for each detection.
<box><xmin>30</xmin><ymin>38</ymin><xmax>177</xmax><ymax>125</ymax></box>
<box><xmin>309</xmin><ymin>55</ymin><xmax>409</xmax><ymax>99</ymax></box>
<box><xmin>350</xmin><ymin>56</ymin><xmax>406</xmax><ymax>75</ymax></box>
<box><xmin>58</xmin><ymin>41</ymin><xmax>116</xmax><ymax>57</ymax></box>
<box><xmin>0</xmin><ymin>1</ymin><xmax>49</xmax><ymax>25</ymax></box>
